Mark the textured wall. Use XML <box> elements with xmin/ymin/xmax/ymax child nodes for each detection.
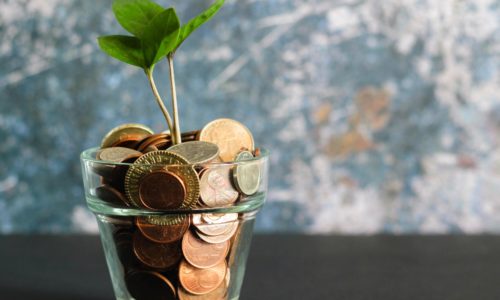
<box><xmin>0</xmin><ymin>0</ymin><xmax>499</xmax><ymax>233</ymax></box>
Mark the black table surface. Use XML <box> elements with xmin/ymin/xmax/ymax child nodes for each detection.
<box><xmin>1</xmin><ymin>235</ymin><xmax>499</xmax><ymax>300</ymax></box>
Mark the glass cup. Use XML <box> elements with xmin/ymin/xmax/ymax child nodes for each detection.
<box><xmin>80</xmin><ymin>147</ymin><xmax>268</xmax><ymax>300</ymax></box>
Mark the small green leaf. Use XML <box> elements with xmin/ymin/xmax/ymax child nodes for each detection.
<box><xmin>142</xmin><ymin>8</ymin><xmax>181</xmax><ymax>67</ymax></box>
<box><xmin>98</xmin><ymin>35</ymin><xmax>145</xmax><ymax>67</ymax></box>
<box><xmin>112</xmin><ymin>0</ymin><xmax>164</xmax><ymax>37</ymax></box>
<box><xmin>174</xmin><ymin>0</ymin><xmax>225</xmax><ymax>51</ymax></box>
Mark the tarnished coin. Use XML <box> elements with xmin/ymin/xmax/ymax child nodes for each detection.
<box><xmin>232</xmin><ymin>151</ymin><xmax>261</xmax><ymax>196</ymax></box>
<box><xmin>199</xmin><ymin>167</ymin><xmax>239</xmax><ymax>207</ymax></box>
<box><xmin>198</xmin><ymin>119</ymin><xmax>254</xmax><ymax>162</ymax></box>
<box><xmin>138</xmin><ymin>170</ymin><xmax>186</xmax><ymax>210</ymax></box>
<box><xmin>95</xmin><ymin>185</ymin><xmax>129</xmax><ymax>206</ymax></box>
<box><xmin>193</xmin><ymin>214</ymin><xmax>238</xmax><ymax>236</ymax></box>
<box><xmin>178</xmin><ymin>280</ymin><xmax>228</xmax><ymax>300</ymax></box>
<box><xmin>179</xmin><ymin>259</ymin><xmax>227</xmax><ymax>295</ymax></box>
<box><xmin>168</xmin><ymin>141</ymin><xmax>220</xmax><ymax>164</ymax></box>
<box><xmin>125</xmin><ymin>151</ymin><xmax>200</xmax><ymax>209</ymax></box>
<box><xmin>136</xmin><ymin>215</ymin><xmax>190</xmax><ymax>244</ymax></box>
<box><xmin>126</xmin><ymin>270</ymin><xmax>177</xmax><ymax>300</ymax></box>
<box><xmin>196</xmin><ymin>220</ymin><xmax>239</xmax><ymax>244</ymax></box>
<box><xmin>133</xmin><ymin>232</ymin><xmax>182</xmax><ymax>269</ymax></box>
<box><xmin>101</xmin><ymin>123</ymin><xmax>154</xmax><ymax>149</ymax></box>
<box><xmin>182</xmin><ymin>230</ymin><xmax>229</xmax><ymax>269</ymax></box>
<box><xmin>97</xmin><ymin>147</ymin><xmax>143</xmax><ymax>163</ymax></box>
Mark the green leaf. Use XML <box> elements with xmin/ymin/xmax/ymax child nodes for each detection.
<box><xmin>141</xmin><ymin>8</ymin><xmax>181</xmax><ymax>67</ymax></box>
<box><xmin>98</xmin><ymin>35</ymin><xmax>145</xmax><ymax>67</ymax></box>
<box><xmin>174</xmin><ymin>0</ymin><xmax>225</xmax><ymax>51</ymax></box>
<box><xmin>112</xmin><ymin>0</ymin><xmax>164</xmax><ymax>37</ymax></box>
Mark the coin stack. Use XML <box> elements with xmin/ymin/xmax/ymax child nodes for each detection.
<box><xmin>92</xmin><ymin>118</ymin><xmax>262</xmax><ymax>300</ymax></box>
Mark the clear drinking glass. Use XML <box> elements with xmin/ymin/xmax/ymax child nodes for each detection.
<box><xmin>80</xmin><ymin>147</ymin><xmax>268</xmax><ymax>300</ymax></box>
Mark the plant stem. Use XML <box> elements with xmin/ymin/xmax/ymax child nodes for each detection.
<box><xmin>167</xmin><ymin>53</ymin><xmax>182</xmax><ymax>145</ymax></box>
<box><xmin>145</xmin><ymin>68</ymin><xmax>175</xmax><ymax>136</ymax></box>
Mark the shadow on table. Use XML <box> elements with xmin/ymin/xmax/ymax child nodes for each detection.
<box><xmin>0</xmin><ymin>285</ymin><xmax>109</xmax><ymax>300</ymax></box>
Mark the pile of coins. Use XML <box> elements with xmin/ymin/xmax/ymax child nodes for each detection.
<box><xmin>92</xmin><ymin>118</ymin><xmax>262</xmax><ymax>300</ymax></box>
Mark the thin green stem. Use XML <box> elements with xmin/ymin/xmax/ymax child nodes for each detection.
<box><xmin>167</xmin><ymin>53</ymin><xmax>182</xmax><ymax>145</ymax></box>
<box><xmin>145</xmin><ymin>68</ymin><xmax>174</xmax><ymax>136</ymax></box>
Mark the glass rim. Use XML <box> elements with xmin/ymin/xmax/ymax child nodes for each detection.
<box><xmin>80</xmin><ymin>147</ymin><xmax>270</xmax><ymax>167</ymax></box>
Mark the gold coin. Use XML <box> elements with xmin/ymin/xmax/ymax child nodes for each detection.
<box><xmin>199</xmin><ymin>167</ymin><xmax>239</xmax><ymax>207</ymax></box>
<box><xmin>232</xmin><ymin>150</ymin><xmax>261</xmax><ymax>196</ymax></box>
<box><xmin>124</xmin><ymin>151</ymin><xmax>200</xmax><ymax>209</ymax></box>
<box><xmin>101</xmin><ymin>123</ymin><xmax>154</xmax><ymax>149</ymax></box>
<box><xmin>168</xmin><ymin>141</ymin><xmax>220</xmax><ymax>164</ymax></box>
<box><xmin>198</xmin><ymin>119</ymin><xmax>254</xmax><ymax>162</ymax></box>
<box><xmin>179</xmin><ymin>259</ymin><xmax>227</xmax><ymax>295</ymax></box>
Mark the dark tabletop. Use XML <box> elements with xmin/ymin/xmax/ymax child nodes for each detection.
<box><xmin>0</xmin><ymin>235</ymin><xmax>499</xmax><ymax>300</ymax></box>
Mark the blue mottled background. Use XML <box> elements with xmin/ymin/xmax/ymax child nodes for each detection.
<box><xmin>0</xmin><ymin>0</ymin><xmax>499</xmax><ymax>233</ymax></box>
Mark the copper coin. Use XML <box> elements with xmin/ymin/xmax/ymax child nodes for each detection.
<box><xmin>199</xmin><ymin>167</ymin><xmax>239</xmax><ymax>207</ymax></box>
<box><xmin>136</xmin><ymin>216</ymin><xmax>190</xmax><ymax>244</ymax></box>
<box><xmin>137</xmin><ymin>134</ymin><xmax>170</xmax><ymax>152</ymax></box>
<box><xmin>179</xmin><ymin>260</ymin><xmax>227</xmax><ymax>295</ymax></box>
<box><xmin>95</xmin><ymin>185</ymin><xmax>129</xmax><ymax>206</ymax></box>
<box><xmin>178</xmin><ymin>281</ymin><xmax>228</xmax><ymax>300</ymax></box>
<box><xmin>126</xmin><ymin>270</ymin><xmax>177</xmax><ymax>300</ymax></box>
<box><xmin>198</xmin><ymin>119</ymin><xmax>254</xmax><ymax>162</ymax></box>
<box><xmin>138</xmin><ymin>170</ymin><xmax>186</xmax><ymax>210</ymax></box>
<box><xmin>192</xmin><ymin>214</ymin><xmax>238</xmax><ymax>237</ymax></box>
<box><xmin>101</xmin><ymin>123</ymin><xmax>154</xmax><ymax>149</ymax></box>
<box><xmin>133</xmin><ymin>232</ymin><xmax>182</xmax><ymax>269</ymax></box>
<box><xmin>182</xmin><ymin>230</ymin><xmax>229</xmax><ymax>269</ymax></box>
<box><xmin>111</xmin><ymin>134</ymin><xmax>145</xmax><ymax>149</ymax></box>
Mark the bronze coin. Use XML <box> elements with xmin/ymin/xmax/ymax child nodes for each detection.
<box><xmin>126</xmin><ymin>270</ymin><xmax>177</xmax><ymax>300</ymax></box>
<box><xmin>177</xmin><ymin>281</ymin><xmax>228</xmax><ymax>300</ymax></box>
<box><xmin>182</xmin><ymin>230</ymin><xmax>229</xmax><ymax>269</ymax></box>
<box><xmin>133</xmin><ymin>232</ymin><xmax>182</xmax><ymax>269</ymax></box>
<box><xmin>95</xmin><ymin>185</ymin><xmax>129</xmax><ymax>206</ymax></box>
<box><xmin>136</xmin><ymin>216</ymin><xmax>190</xmax><ymax>244</ymax></box>
<box><xmin>138</xmin><ymin>170</ymin><xmax>186</xmax><ymax>210</ymax></box>
<box><xmin>179</xmin><ymin>259</ymin><xmax>227</xmax><ymax>295</ymax></box>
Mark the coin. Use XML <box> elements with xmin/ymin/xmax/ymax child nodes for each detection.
<box><xmin>136</xmin><ymin>216</ymin><xmax>190</xmax><ymax>244</ymax></box>
<box><xmin>232</xmin><ymin>151</ymin><xmax>261</xmax><ymax>196</ymax></box>
<box><xmin>201</xmin><ymin>213</ymin><xmax>238</xmax><ymax>224</ymax></box>
<box><xmin>198</xmin><ymin>119</ymin><xmax>254</xmax><ymax>162</ymax></box>
<box><xmin>97</xmin><ymin>147</ymin><xmax>143</xmax><ymax>163</ymax></box>
<box><xmin>126</xmin><ymin>270</ymin><xmax>177</xmax><ymax>300</ymax></box>
<box><xmin>125</xmin><ymin>151</ymin><xmax>200</xmax><ymax>209</ymax></box>
<box><xmin>182</xmin><ymin>230</ymin><xmax>229</xmax><ymax>269</ymax></box>
<box><xmin>178</xmin><ymin>280</ymin><xmax>228</xmax><ymax>300</ymax></box>
<box><xmin>192</xmin><ymin>213</ymin><xmax>238</xmax><ymax>236</ymax></box>
<box><xmin>95</xmin><ymin>185</ymin><xmax>129</xmax><ymax>206</ymax></box>
<box><xmin>101</xmin><ymin>123</ymin><xmax>154</xmax><ymax>149</ymax></box>
<box><xmin>179</xmin><ymin>259</ymin><xmax>227</xmax><ymax>295</ymax></box>
<box><xmin>138</xmin><ymin>170</ymin><xmax>186</xmax><ymax>210</ymax></box>
<box><xmin>133</xmin><ymin>232</ymin><xmax>182</xmax><ymax>269</ymax></box>
<box><xmin>199</xmin><ymin>167</ymin><xmax>239</xmax><ymax>207</ymax></box>
<box><xmin>195</xmin><ymin>220</ymin><xmax>239</xmax><ymax>244</ymax></box>
<box><xmin>168</xmin><ymin>141</ymin><xmax>220</xmax><ymax>164</ymax></box>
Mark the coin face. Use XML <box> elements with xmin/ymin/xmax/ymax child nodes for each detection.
<box><xmin>138</xmin><ymin>170</ymin><xmax>186</xmax><ymax>210</ymax></box>
<box><xmin>97</xmin><ymin>147</ymin><xmax>143</xmax><ymax>163</ymax></box>
<box><xmin>192</xmin><ymin>213</ymin><xmax>238</xmax><ymax>236</ymax></box>
<box><xmin>182</xmin><ymin>230</ymin><xmax>229</xmax><ymax>269</ymax></box>
<box><xmin>136</xmin><ymin>216</ymin><xmax>190</xmax><ymax>244</ymax></box>
<box><xmin>199</xmin><ymin>167</ymin><xmax>239</xmax><ymax>207</ymax></box>
<box><xmin>179</xmin><ymin>259</ymin><xmax>227</xmax><ymax>295</ymax></box>
<box><xmin>168</xmin><ymin>141</ymin><xmax>220</xmax><ymax>164</ymax></box>
<box><xmin>101</xmin><ymin>123</ymin><xmax>154</xmax><ymax>149</ymax></box>
<box><xmin>198</xmin><ymin>119</ymin><xmax>254</xmax><ymax>162</ymax></box>
<box><xmin>125</xmin><ymin>151</ymin><xmax>200</xmax><ymax>209</ymax></box>
<box><xmin>232</xmin><ymin>151</ymin><xmax>261</xmax><ymax>196</ymax></box>
<box><xmin>126</xmin><ymin>270</ymin><xmax>177</xmax><ymax>300</ymax></box>
<box><xmin>133</xmin><ymin>232</ymin><xmax>182</xmax><ymax>269</ymax></box>
<box><xmin>177</xmin><ymin>280</ymin><xmax>228</xmax><ymax>300</ymax></box>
